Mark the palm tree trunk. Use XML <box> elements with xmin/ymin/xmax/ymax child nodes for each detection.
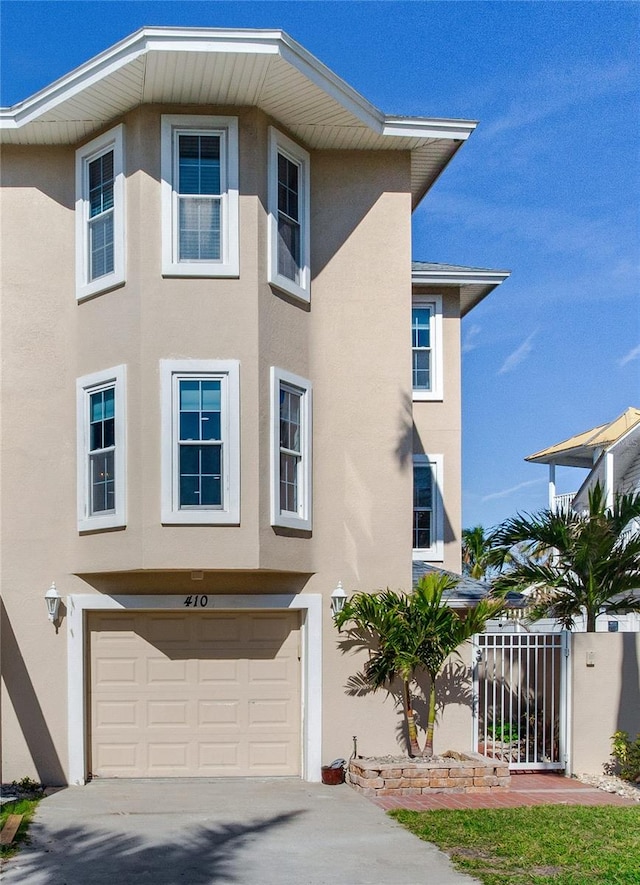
<box><xmin>423</xmin><ymin>676</ymin><xmax>437</xmax><ymax>758</ymax></box>
<box><xmin>586</xmin><ymin>610</ymin><xmax>597</xmax><ymax>632</ymax></box>
<box><xmin>402</xmin><ymin>679</ymin><xmax>423</xmax><ymax>756</ymax></box>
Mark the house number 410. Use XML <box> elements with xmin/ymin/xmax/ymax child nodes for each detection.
<box><xmin>184</xmin><ymin>595</ymin><xmax>209</xmax><ymax>607</ymax></box>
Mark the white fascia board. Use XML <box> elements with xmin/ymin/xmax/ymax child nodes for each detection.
<box><xmin>384</xmin><ymin>118</ymin><xmax>478</xmax><ymax>141</ymax></box>
<box><xmin>412</xmin><ymin>269</ymin><xmax>511</xmax><ymax>286</ymax></box>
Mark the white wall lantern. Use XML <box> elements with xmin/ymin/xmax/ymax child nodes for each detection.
<box><xmin>45</xmin><ymin>582</ymin><xmax>61</xmax><ymax>623</ymax></box>
<box><xmin>330</xmin><ymin>581</ymin><xmax>348</xmax><ymax>616</ymax></box>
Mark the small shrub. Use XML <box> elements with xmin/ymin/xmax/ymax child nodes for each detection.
<box><xmin>487</xmin><ymin>721</ymin><xmax>519</xmax><ymax>743</ymax></box>
<box><xmin>610</xmin><ymin>731</ymin><xmax>640</xmax><ymax>782</ymax></box>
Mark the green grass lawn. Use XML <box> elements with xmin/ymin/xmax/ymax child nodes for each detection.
<box><xmin>0</xmin><ymin>798</ymin><xmax>41</xmax><ymax>860</ymax></box>
<box><xmin>390</xmin><ymin>805</ymin><xmax>640</xmax><ymax>885</ymax></box>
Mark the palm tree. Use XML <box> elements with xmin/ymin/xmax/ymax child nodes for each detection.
<box><xmin>462</xmin><ymin>525</ymin><xmax>501</xmax><ymax>579</ymax></box>
<box><xmin>491</xmin><ymin>482</ymin><xmax>640</xmax><ymax>632</ymax></box>
<box><xmin>335</xmin><ymin>572</ymin><xmax>503</xmax><ymax>757</ymax></box>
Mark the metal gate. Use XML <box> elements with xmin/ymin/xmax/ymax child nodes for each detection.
<box><xmin>472</xmin><ymin>632</ymin><xmax>569</xmax><ymax>770</ymax></box>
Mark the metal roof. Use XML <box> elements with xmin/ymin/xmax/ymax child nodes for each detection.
<box><xmin>526</xmin><ymin>407</ymin><xmax>640</xmax><ymax>468</ymax></box>
<box><xmin>0</xmin><ymin>27</ymin><xmax>478</xmax><ymax>208</ymax></box>
<box><xmin>412</xmin><ymin>261</ymin><xmax>511</xmax><ymax>316</ymax></box>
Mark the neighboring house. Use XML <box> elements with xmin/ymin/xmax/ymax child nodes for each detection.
<box><xmin>526</xmin><ymin>407</ymin><xmax>640</xmax><ymax>513</ymax></box>
<box><xmin>0</xmin><ymin>27</ymin><xmax>508</xmax><ymax>785</ymax></box>
<box><xmin>515</xmin><ymin>407</ymin><xmax>640</xmax><ymax>633</ymax></box>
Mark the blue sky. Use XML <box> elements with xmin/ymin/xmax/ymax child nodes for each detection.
<box><xmin>2</xmin><ymin>1</ymin><xmax>638</xmax><ymax>529</ymax></box>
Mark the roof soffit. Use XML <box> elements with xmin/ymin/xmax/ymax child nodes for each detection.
<box><xmin>0</xmin><ymin>27</ymin><xmax>476</xmax><ymax>203</ymax></box>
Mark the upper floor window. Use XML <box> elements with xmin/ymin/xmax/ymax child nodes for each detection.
<box><xmin>413</xmin><ymin>454</ymin><xmax>443</xmax><ymax>561</ymax></box>
<box><xmin>270</xmin><ymin>367</ymin><xmax>312</xmax><ymax>530</ymax></box>
<box><xmin>268</xmin><ymin>128</ymin><xmax>310</xmax><ymax>302</ymax></box>
<box><xmin>412</xmin><ymin>295</ymin><xmax>443</xmax><ymax>401</ymax></box>
<box><xmin>161</xmin><ymin>115</ymin><xmax>239</xmax><ymax>278</ymax></box>
<box><xmin>161</xmin><ymin>360</ymin><xmax>240</xmax><ymax>524</ymax></box>
<box><xmin>76</xmin><ymin>365</ymin><xmax>126</xmax><ymax>531</ymax></box>
<box><xmin>75</xmin><ymin>125</ymin><xmax>125</xmax><ymax>301</ymax></box>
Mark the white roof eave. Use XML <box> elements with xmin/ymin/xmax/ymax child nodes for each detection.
<box><xmin>412</xmin><ymin>267</ymin><xmax>511</xmax><ymax>315</ymax></box>
<box><xmin>0</xmin><ymin>27</ymin><xmax>476</xmax><ymax>150</ymax></box>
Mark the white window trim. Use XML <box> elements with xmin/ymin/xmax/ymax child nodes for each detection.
<box><xmin>66</xmin><ymin>592</ymin><xmax>322</xmax><ymax>785</ymax></box>
<box><xmin>412</xmin><ymin>453</ymin><xmax>444</xmax><ymax>561</ymax></box>
<box><xmin>76</xmin><ymin>364</ymin><xmax>127</xmax><ymax>531</ymax></box>
<box><xmin>75</xmin><ymin>124</ymin><xmax>126</xmax><ymax>301</ymax></box>
<box><xmin>412</xmin><ymin>295</ymin><xmax>443</xmax><ymax>401</ymax></box>
<box><xmin>267</xmin><ymin>127</ymin><xmax>311</xmax><ymax>303</ymax></box>
<box><xmin>270</xmin><ymin>367</ymin><xmax>312</xmax><ymax>530</ymax></box>
<box><xmin>161</xmin><ymin>115</ymin><xmax>239</xmax><ymax>278</ymax></box>
<box><xmin>161</xmin><ymin>359</ymin><xmax>240</xmax><ymax>524</ymax></box>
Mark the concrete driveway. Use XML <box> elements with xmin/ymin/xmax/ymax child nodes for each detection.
<box><xmin>1</xmin><ymin>778</ymin><xmax>478</xmax><ymax>884</ymax></box>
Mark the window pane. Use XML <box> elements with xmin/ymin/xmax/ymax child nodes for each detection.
<box><xmin>201</xmin><ymin>412</ymin><xmax>221</xmax><ymax>441</ymax></box>
<box><xmin>278</xmin><ymin>215</ymin><xmax>301</xmax><ymax>283</ymax></box>
<box><xmin>180</xmin><ymin>412</ymin><xmax>199</xmax><ymax>441</ymax></box>
<box><xmin>103</xmin><ymin>388</ymin><xmax>115</xmax><ymax>418</ymax></box>
<box><xmin>89</xmin><ymin>213</ymin><xmax>114</xmax><ymax>280</ymax></box>
<box><xmin>179</xmin><ymin>446</ymin><xmax>199</xmax><ymax>475</ymax></box>
<box><xmin>278</xmin><ymin>154</ymin><xmax>299</xmax><ymax>221</ymax></box>
<box><xmin>103</xmin><ymin>417</ymin><xmax>115</xmax><ymax>449</ymax></box>
<box><xmin>90</xmin><ymin>391</ymin><xmax>104</xmax><ymax>423</ymax></box>
<box><xmin>179</xmin><ymin>197</ymin><xmax>221</xmax><ymax>260</ymax></box>
<box><xmin>179</xmin><ymin>444</ymin><xmax>222</xmax><ymax>507</ymax></box>
<box><xmin>201</xmin><ymin>380</ymin><xmax>221</xmax><ymax>410</ymax></box>
<box><xmin>414</xmin><ymin>510</ymin><xmax>431</xmax><ymax>549</ymax></box>
<box><xmin>414</xmin><ymin>466</ymin><xmax>433</xmax><ymax>508</ymax></box>
<box><xmin>89</xmin><ymin>151</ymin><xmax>114</xmax><ymax>217</ymax></box>
<box><xmin>180</xmin><ymin>380</ymin><xmax>200</xmax><ymax>410</ymax></box>
<box><xmin>412</xmin><ymin>308</ymin><xmax>431</xmax><ymax>348</ymax></box>
<box><xmin>280</xmin><ymin>388</ymin><xmax>301</xmax><ymax>453</ymax></box>
<box><xmin>90</xmin><ymin>451</ymin><xmax>115</xmax><ymax>514</ymax></box>
<box><xmin>412</xmin><ymin>351</ymin><xmax>431</xmax><ymax>390</ymax></box>
<box><xmin>200</xmin><ymin>445</ymin><xmax>221</xmax><ymax>475</ymax></box>
<box><xmin>180</xmin><ymin>474</ymin><xmax>199</xmax><ymax>506</ymax></box>
<box><xmin>179</xmin><ymin>135</ymin><xmax>220</xmax><ymax>195</ymax></box>
<box><xmin>201</xmin><ymin>475</ymin><xmax>222</xmax><ymax>506</ymax></box>
<box><xmin>280</xmin><ymin>452</ymin><xmax>298</xmax><ymax>513</ymax></box>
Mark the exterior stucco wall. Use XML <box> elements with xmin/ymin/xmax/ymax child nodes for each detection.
<box><xmin>1</xmin><ymin>102</ymin><xmax>463</xmax><ymax>781</ymax></box>
<box><xmin>570</xmin><ymin>633</ymin><xmax>640</xmax><ymax>776</ymax></box>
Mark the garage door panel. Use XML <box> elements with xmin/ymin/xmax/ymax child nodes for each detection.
<box><xmin>197</xmin><ymin>658</ymin><xmax>242</xmax><ymax>683</ymax></box>
<box><xmin>147</xmin><ymin>700</ymin><xmax>189</xmax><ymax>727</ymax></box>
<box><xmin>89</xmin><ymin>611</ymin><xmax>300</xmax><ymax>778</ymax></box>
<box><xmin>146</xmin><ymin>656</ymin><xmax>190</xmax><ymax>684</ymax></box>
<box><xmin>198</xmin><ymin>614</ymin><xmax>242</xmax><ymax>643</ymax></box>
<box><xmin>95</xmin><ymin>700</ymin><xmax>139</xmax><ymax>728</ymax></box>
<box><xmin>198</xmin><ymin>700</ymin><xmax>240</xmax><ymax>726</ymax></box>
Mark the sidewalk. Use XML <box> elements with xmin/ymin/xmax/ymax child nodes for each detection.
<box><xmin>370</xmin><ymin>772</ymin><xmax>639</xmax><ymax>811</ymax></box>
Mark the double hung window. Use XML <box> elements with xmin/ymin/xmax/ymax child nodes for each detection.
<box><xmin>75</xmin><ymin>125</ymin><xmax>125</xmax><ymax>300</ymax></box>
<box><xmin>271</xmin><ymin>368</ymin><xmax>312</xmax><ymax>530</ymax></box>
<box><xmin>268</xmin><ymin>128</ymin><xmax>310</xmax><ymax>302</ymax></box>
<box><xmin>412</xmin><ymin>296</ymin><xmax>443</xmax><ymax>400</ymax></box>
<box><xmin>77</xmin><ymin>366</ymin><xmax>126</xmax><ymax>531</ymax></box>
<box><xmin>161</xmin><ymin>360</ymin><xmax>240</xmax><ymax>524</ymax></box>
<box><xmin>161</xmin><ymin>115</ymin><xmax>239</xmax><ymax>277</ymax></box>
<box><xmin>412</xmin><ymin>455</ymin><xmax>443</xmax><ymax>560</ymax></box>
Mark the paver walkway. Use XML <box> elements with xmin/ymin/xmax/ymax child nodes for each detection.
<box><xmin>371</xmin><ymin>772</ymin><xmax>639</xmax><ymax>811</ymax></box>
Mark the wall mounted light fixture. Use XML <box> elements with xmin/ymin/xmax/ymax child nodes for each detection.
<box><xmin>330</xmin><ymin>581</ymin><xmax>348</xmax><ymax>616</ymax></box>
<box><xmin>45</xmin><ymin>582</ymin><xmax>61</xmax><ymax>623</ymax></box>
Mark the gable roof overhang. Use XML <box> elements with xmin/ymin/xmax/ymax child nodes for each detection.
<box><xmin>0</xmin><ymin>26</ymin><xmax>477</xmax><ymax>209</ymax></box>
<box><xmin>412</xmin><ymin>261</ymin><xmax>511</xmax><ymax>316</ymax></box>
<box><xmin>526</xmin><ymin>407</ymin><xmax>640</xmax><ymax>468</ymax></box>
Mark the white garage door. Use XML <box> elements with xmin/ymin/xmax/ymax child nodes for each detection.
<box><xmin>89</xmin><ymin>610</ymin><xmax>301</xmax><ymax>778</ymax></box>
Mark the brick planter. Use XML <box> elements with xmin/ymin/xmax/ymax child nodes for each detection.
<box><xmin>348</xmin><ymin>752</ymin><xmax>510</xmax><ymax>798</ymax></box>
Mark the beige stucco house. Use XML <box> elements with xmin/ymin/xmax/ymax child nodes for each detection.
<box><xmin>0</xmin><ymin>27</ymin><xmax>509</xmax><ymax>785</ymax></box>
